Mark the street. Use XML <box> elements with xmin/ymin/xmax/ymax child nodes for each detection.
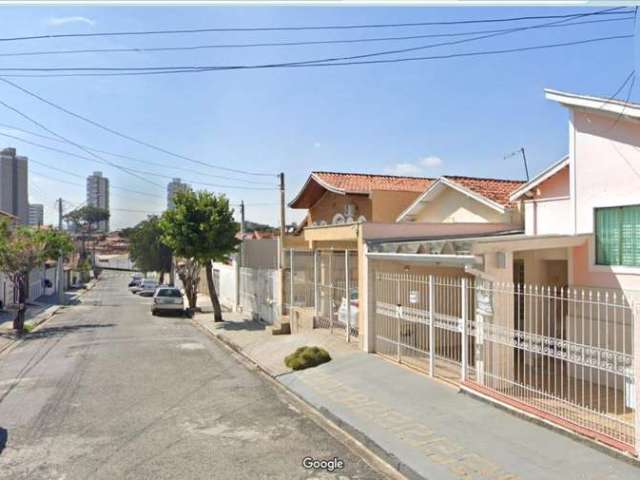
<box><xmin>0</xmin><ymin>272</ymin><xmax>384</xmax><ymax>480</ymax></box>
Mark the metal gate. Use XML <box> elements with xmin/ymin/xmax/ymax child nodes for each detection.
<box><xmin>315</xmin><ymin>250</ymin><xmax>359</xmax><ymax>341</ymax></box>
<box><xmin>374</xmin><ymin>272</ymin><xmax>473</xmax><ymax>381</ymax></box>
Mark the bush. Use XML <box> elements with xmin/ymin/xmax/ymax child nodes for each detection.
<box><xmin>284</xmin><ymin>346</ymin><xmax>331</xmax><ymax>371</ymax></box>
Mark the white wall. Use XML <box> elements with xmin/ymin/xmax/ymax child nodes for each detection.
<box><xmin>212</xmin><ymin>262</ymin><xmax>237</xmax><ymax>309</ymax></box>
<box><xmin>523</xmin><ymin>198</ymin><xmax>572</xmax><ymax>236</ymax></box>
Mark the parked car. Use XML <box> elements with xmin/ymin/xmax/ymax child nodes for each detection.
<box><xmin>337</xmin><ymin>288</ymin><xmax>358</xmax><ymax>328</ymax></box>
<box><xmin>128</xmin><ymin>273</ymin><xmax>143</xmax><ymax>287</ymax></box>
<box><xmin>138</xmin><ymin>279</ymin><xmax>159</xmax><ymax>297</ymax></box>
<box><xmin>151</xmin><ymin>287</ymin><xmax>190</xmax><ymax>316</ymax></box>
<box><xmin>129</xmin><ymin>279</ymin><xmax>144</xmax><ymax>293</ymax></box>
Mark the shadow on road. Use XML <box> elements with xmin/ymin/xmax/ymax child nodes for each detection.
<box><xmin>0</xmin><ymin>427</ymin><xmax>6</xmax><ymax>455</ymax></box>
<box><xmin>22</xmin><ymin>323</ymin><xmax>116</xmax><ymax>340</ymax></box>
<box><xmin>215</xmin><ymin>320</ymin><xmax>266</xmax><ymax>332</ymax></box>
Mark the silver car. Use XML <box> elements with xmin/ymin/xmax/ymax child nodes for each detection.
<box><xmin>151</xmin><ymin>287</ymin><xmax>186</xmax><ymax>316</ymax></box>
<box><xmin>138</xmin><ymin>279</ymin><xmax>159</xmax><ymax>297</ymax></box>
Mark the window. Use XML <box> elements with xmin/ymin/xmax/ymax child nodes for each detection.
<box><xmin>595</xmin><ymin>205</ymin><xmax>640</xmax><ymax>266</ymax></box>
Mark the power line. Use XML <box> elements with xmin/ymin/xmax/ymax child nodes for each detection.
<box><xmin>3</xmin><ymin>131</ymin><xmax>276</xmax><ymax>191</ymax></box>
<box><xmin>1</xmin><ymin>33</ymin><xmax>631</xmax><ymax>78</ymax></box>
<box><xmin>0</xmin><ymin>96</ymin><xmax>167</xmax><ymax>191</ymax></box>
<box><xmin>0</xmin><ymin>8</ymin><xmax>630</xmax><ymax>43</ymax></box>
<box><xmin>0</xmin><ymin>7</ymin><xmax>626</xmax><ymax>74</ymax></box>
<box><xmin>0</xmin><ymin>15</ymin><xmax>631</xmax><ymax>58</ymax></box>
<box><xmin>0</xmin><ymin>78</ymin><xmax>276</xmax><ymax>177</ymax></box>
<box><xmin>0</xmin><ymin>124</ymin><xmax>274</xmax><ymax>185</ymax></box>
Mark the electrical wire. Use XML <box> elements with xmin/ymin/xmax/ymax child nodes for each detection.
<box><xmin>0</xmin><ymin>78</ymin><xmax>276</xmax><ymax>178</ymax></box>
<box><xmin>0</xmin><ymin>96</ymin><xmax>167</xmax><ymax>191</ymax></box>
<box><xmin>6</xmin><ymin>132</ymin><xmax>276</xmax><ymax>191</ymax></box>
<box><xmin>0</xmin><ymin>7</ymin><xmax>626</xmax><ymax>74</ymax></box>
<box><xmin>0</xmin><ymin>15</ymin><xmax>631</xmax><ymax>58</ymax></box>
<box><xmin>0</xmin><ymin>33</ymin><xmax>631</xmax><ymax>78</ymax></box>
<box><xmin>0</xmin><ymin>124</ymin><xmax>274</xmax><ymax>185</ymax></box>
<box><xmin>0</xmin><ymin>8</ymin><xmax>630</xmax><ymax>43</ymax></box>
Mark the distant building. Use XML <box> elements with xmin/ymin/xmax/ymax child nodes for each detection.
<box><xmin>0</xmin><ymin>147</ymin><xmax>29</xmax><ymax>224</ymax></box>
<box><xmin>28</xmin><ymin>203</ymin><xmax>44</xmax><ymax>226</ymax></box>
<box><xmin>167</xmin><ymin>178</ymin><xmax>190</xmax><ymax>209</ymax></box>
<box><xmin>86</xmin><ymin>171</ymin><xmax>110</xmax><ymax>232</ymax></box>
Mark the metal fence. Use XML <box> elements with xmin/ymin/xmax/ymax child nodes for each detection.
<box><xmin>283</xmin><ymin>249</ymin><xmax>359</xmax><ymax>342</ymax></box>
<box><xmin>373</xmin><ymin>272</ymin><xmax>637</xmax><ymax>450</ymax></box>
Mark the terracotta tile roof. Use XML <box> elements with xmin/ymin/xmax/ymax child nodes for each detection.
<box><xmin>313</xmin><ymin>171</ymin><xmax>433</xmax><ymax>193</ymax></box>
<box><xmin>443</xmin><ymin>176</ymin><xmax>527</xmax><ymax>207</ymax></box>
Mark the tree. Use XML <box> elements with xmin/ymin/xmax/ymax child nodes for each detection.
<box><xmin>0</xmin><ymin>221</ymin><xmax>74</xmax><ymax>332</ymax></box>
<box><xmin>64</xmin><ymin>206</ymin><xmax>110</xmax><ymax>278</ymax></box>
<box><xmin>160</xmin><ymin>190</ymin><xmax>239</xmax><ymax>321</ymax></box>
<box><xmin>128</xmin><ymin>216</ymin><xmax>172</xmax><ymax>283</ymax></box>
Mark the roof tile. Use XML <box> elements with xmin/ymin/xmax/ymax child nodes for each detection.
<box><xmin>313</xmin><ymin>171</ymin><xmax>433</xmax><ymax>193</ymax></box>
<box><xmin>443</xmin><ymin>176</ymin><xmax>527</xmax><ymax>207</ymax></box>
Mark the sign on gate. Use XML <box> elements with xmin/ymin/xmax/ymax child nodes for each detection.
<box><xmin>409</xmin><ymin>290</ymin><xmax>419</xmax><ymax>304</ymax></box>
<box><xmin>476</xmin><ymin>288</ymin><xmax>493</xmax><ymax>316</ymax></box>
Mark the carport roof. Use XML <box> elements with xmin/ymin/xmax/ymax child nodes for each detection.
<box><xmin>363</xmin><ymin>222</ymin><xmax>521</xmax><ymax>244</ymax></box>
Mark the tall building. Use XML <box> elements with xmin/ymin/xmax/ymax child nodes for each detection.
<box><xmin>86</xmin><ymin>171</ymin><xmax>110</xmax><ymax>232</ymax></box>
<box><xmin>167</xmin><ymin>178</ymin><xmax>190</xmax><ymax>209</ymax></box>
<box><xmin>28</xmin><ymin>203</ymin><xmax>44</xmax><ymax>227</ymax></box>
<box><xmin>0</xmin><ymin>147</ymin><xmax>29</xmax><ymax>224</ymax></box>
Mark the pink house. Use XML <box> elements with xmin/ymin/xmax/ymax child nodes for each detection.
<box><xmin>480</xmin><ymin>89</ymin><xmax>640</xmax><ymax>294</ymax></box>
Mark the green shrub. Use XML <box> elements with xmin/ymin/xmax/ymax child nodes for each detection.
<box><xmin>23</xmin><ymin>324</ymin><xmax>34</xmax><ymax>333</ymax></box>
<box><xmin>284</xmin><ymin>346</ymin><xmax>331</xmax><ymax>371</ymax></box>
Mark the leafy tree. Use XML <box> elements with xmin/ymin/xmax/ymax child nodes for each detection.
<box><xmin>64</xmin><ymin>206</ymin><xmax>110</xmax><ymax>277</ymax></box>
<box><xmin>129</xmin><ymin>216</ymin><xmax>172</xmax><ymax>283</ymax></box>
<box><xmin>0</xmin><ymin>221</ymin><xmax>74</xmax><ymax>332</ymax></box>
<box><xmin>160</xmin><ymin>190</ymin><xmax>239</xmax><ymax>321</ymax></box>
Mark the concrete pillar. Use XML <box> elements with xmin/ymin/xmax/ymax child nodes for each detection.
<box><xmin>362</xmin><ymin>243</ymin><xmax>376</xmax><ymax>353</ymax></box>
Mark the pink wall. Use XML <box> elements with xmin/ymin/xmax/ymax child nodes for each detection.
<box><xmin>571</xmin><ymin>243</ymin><xmax>640</xmax><ymax>292</ymax></box>
<box><xmin>573</xmin><ymin>111</ymin><xmax>640</xmax><ymax>234</ymax></box>
<box><xmin>535</xmin><ymin>165</ymin><xmax>569</xmax><ymax>199</ymax></box>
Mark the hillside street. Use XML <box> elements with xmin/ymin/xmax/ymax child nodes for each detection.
<box><xmin>0</xmin><ymin>272</ymin><xmax>384</xmax><ymax>480</ymax></box>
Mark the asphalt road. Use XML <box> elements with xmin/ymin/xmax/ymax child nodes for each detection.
<box><xmin>0</xmin><ymin>272</ymin><xmax>384</xmax><ymax>480</ymax></box>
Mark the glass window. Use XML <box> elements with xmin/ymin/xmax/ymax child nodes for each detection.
<box><xmin>595</xmin><ymin>205</ymin><xmax>640</xmax><ymax>266</ymax></box>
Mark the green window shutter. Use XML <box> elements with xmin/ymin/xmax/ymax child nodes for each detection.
<box><xmin>596</xmin><ymin>207</ymin><xmax>621</xmax><ymax>265</ymax></box>
<box><xmin>621</xmin><ymin>205</ymin><xmax>640</xmax><ymax>266</ymax></box>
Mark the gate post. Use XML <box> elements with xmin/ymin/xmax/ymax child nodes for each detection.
<box><xmin>461</xmin><ymin>278</ymin><xmax>468</xmax><ymax>383</ymax></box>
<box><xmin>289</xmin><ymin>248</ymin><xmax>294</xmax><ymax>315</ymax></box>
<box><xmin>345</xmin><ymin>251</ymin><xmax>351</xmax><ymax>343</ymax></box>
<box><xmin>429</xmin><ymin>275</ymin><xmax>435</xmax><ymax>377</ymax></box>
<box><xmin>634</xmin><ymin>302</ymin><xmax>640</xmax><ymax>456</ymax></box>
<box><xmin>396</xmin><ymin>277</ymin><xmax>401</xmax><ymax>362</ymax></box>
<box><xmin>313</xmin><ymin>250</ymin><xmax>319</xmax><ymax>322</ymax></box>
<box><xmin>329</xmin><ymin>252</ymin><xmax>334</xmax><ymax>334</ymax></box>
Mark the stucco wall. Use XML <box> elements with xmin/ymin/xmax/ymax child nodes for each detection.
<box><xmin>308</xmin><ymin>191</ymin><xmax>371</xmax><ymax>225</ymax></box>
<box><xmin>536</xmin><ymin>165</ymin><xmax>570</xmax><ymax>199</ymax></box>
<box><xmin>370</xmin><ymin>190</ymin><xmax>421</xmax><ymax>223</ymax></box>
<box><xmin>573</xmin><ymin>110</ymin><xmax>640</xmax><ymax>234</ymax></box>
<box><xmin>571</xmin><ymin>241</ymin><xmax>640</xmax><ymax>293</ymax></box>
<box><xmin>412</xmin><ymin>187</ymin><xmax>513</xmax><ymax>224</ymax></box>
<box><xmin>523</xmin><ymin>198</ymin><xmax>572</xmax><ymax>235</ymax></box>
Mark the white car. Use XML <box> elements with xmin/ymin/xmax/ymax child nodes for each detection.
<box><xmin>138</xmin><ymin>279</ymin><xmax>159</xmax><ymax>297</ymax></box>
<box><xmin>151</xmin><ymin>287</ymin><xmax>188</xmax><ymax>316</ymax></box>
<box><xmin>337</xmin><ymin>289</ymin><xmax>358</xmax><ymax>328</ymax></box>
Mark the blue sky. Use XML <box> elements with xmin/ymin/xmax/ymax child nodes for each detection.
<box><xmin>0</xmin><ymin>5</ymin><xmax>637</xmax><ymax>229</ymax></box>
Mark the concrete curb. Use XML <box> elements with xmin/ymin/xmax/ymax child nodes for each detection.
<box><xmin>191</xmin><ymin>317</ymin><xmax>416</xmax><ymax>480</ymax></box>
<box><xmin>0</xmin><ymin>279</ymin><xmax>98</xmax><ymax>357</ymax></box>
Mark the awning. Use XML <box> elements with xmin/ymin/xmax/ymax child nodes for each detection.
<box><xmin>473</xmin><ymin>233</ymin><xmax>591</xmax><ymax>253</ymax></box>
<box><xmin>366</xmin><ymin>252</ymin><xmax>480</xmax><ymax>267</ymax></box>
<box><xmin>363</xmin><ymin>222</ymin><xmax>521</xmax><ymax>244</ymax></box>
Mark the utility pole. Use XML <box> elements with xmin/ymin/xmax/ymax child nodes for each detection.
<box><xmin>235</xmin><ymin>201</ymin><xmax>245</xmax><ymax>312</ymax></box>
<box><xmin>57</xmin><ymin>198</ymin><xmax>65</xmax><ymax>305</ymax></box>
<box><xmin>278</xmin><ymin>173</ymin><xmax>286</xmax><ymax>316</ymax></box>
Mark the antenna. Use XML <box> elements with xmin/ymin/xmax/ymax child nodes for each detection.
<box><xmin>504</xmin><ymin>147</ymin><xmax>530</xmax><ymax>181</ymax></box>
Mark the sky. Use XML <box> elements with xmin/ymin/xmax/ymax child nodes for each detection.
<box><xmin>0</xmin><ymin>4</ymin><xmax>637</xmax><ymax>229</ymax></box>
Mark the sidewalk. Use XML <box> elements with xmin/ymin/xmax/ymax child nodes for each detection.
<box><xmin>0</xmin><ymin>281</ymin><xmax>96</xmax><ymax>354</ymax></box>
<box><xmin>193</xmin><ymin>310</ymin><xmax>640</xmax><ymax>480</ymax></box>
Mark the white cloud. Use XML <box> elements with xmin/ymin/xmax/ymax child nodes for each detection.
<box><xmin>313</xmin><ymin>142</ymin><xmax>321</xmax><ymax>148</ymax></box>
<box><xmin>420</xmin><ymin>156</ymin><xmax>443</xmax><ymax>168</ymax></box>
<box><xmin>47</xmin><ymin>16</ymin><xmax>96</xmax><ymax>28</ymax></box>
